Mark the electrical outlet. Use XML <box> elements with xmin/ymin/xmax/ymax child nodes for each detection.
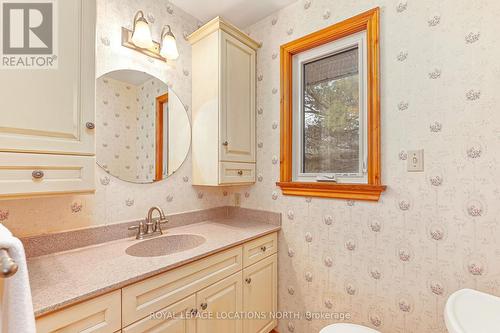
<box><xmin>407</xmin><ymin>150</ymin><xmax>424</xmax><ymax>172</ymax></box>
<box><xmin>234</xmin><ymin>193</ymin><xmax>241</xmax><ymax>207</ymax></box>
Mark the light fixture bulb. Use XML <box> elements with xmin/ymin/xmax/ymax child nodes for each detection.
<box><xmin>160</xmin><ymin>25</ymin><xmax>179</xmax><ymax>60</ymax></box>
<box><xmin>131</xmin><ymin>11</ymin><xmax>154</xmax><ymax>49</ymax></box>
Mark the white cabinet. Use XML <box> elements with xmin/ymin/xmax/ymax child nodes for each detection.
<box><xmin>0</xmin><ymin>0</ymin><xmax>96</xmax><ymax>198</ymax></box>
<box><xmin>196</xmin><ymin>272</ymin><xmax>243</xmax><ymax>333</ymax></box>
<box><xmin>189</xmin><ymin>17</ymin><xmax>259</xmax><ymax>186</ymax></box>
<box><xmin>243</xmin><ymin>255</ymin><xmax>278</xmax><ymax>333</ymax></box>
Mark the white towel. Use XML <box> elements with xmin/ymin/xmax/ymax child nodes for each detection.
<box><xmin>0</xmin><ymin>224</ymin><xmax>35</xmax><ymax>333</ymax></box>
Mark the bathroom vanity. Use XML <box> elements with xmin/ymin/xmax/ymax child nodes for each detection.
<box><xmin>27</xmin><ymin>211</ymin><xmax>279</xmax><ymax>333</ymax></box>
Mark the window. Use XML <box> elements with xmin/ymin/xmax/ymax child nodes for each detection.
<box><xmin>294</xmin><ymin>35</ymin><xmax>367</xmax><ymax>183</ymax></box>
<box><xmin>278</xmin><ymin>8</ymin><xmax>386</xmax><ymax>201</ymax></box>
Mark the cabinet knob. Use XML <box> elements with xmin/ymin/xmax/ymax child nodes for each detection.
<box><xmin>222</xmin><ymin>141</ymin><xmax>229</xmax><ymax>146</ymax></box>
<box><xmin>86</xmin><ymin>122</ymin><xmax>95</xmax><ymax>130</ymax></box>
<box><xmin>237</xmin><ymin>170</ymin><xmax>243</xmax><ymax>176</ymax></box>
<box><xmin>245</xmin><ymin>278</ymin><xmax>252</xmax><ymax>284</ymax></box>
<box><xmin>32</xmin><ymin>170</ymin><xmax>44</xmax><ymax>179</ymax></box>
<box><xmin>190</xmin><ymin>308</ymin><xmax>198</xmax><ymax>316</ymax></box>
<box><xmin>261</xmin><ymin>246</ymin><xmax>267</xmax><ymax>252</ymax></box>
<box><xmin>200</xmin><ymin>302</ymin><xmax>208</xmax><ymax>310</ymax></box>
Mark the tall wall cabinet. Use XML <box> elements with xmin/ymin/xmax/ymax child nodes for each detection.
<box><xmin>189</xmin><ymin>17</ymin><xmax>260</xmax><ymax>186</ymax></box>
<box><xmin>0</xmin><ymin>0</ymin><xmax>96</xmax><ymax>199</ymax></box>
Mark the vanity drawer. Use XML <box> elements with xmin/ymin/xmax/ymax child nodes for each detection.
<box><xmin>122</xmin><ymin>246</ymin><xmax>242</xmax><ymax>327</ymax></box>
<box><xmin>0</xmin><ymin>152</ymin><xmax>95</xmax><ymax>198</ymax></box>
<box><xmin>36</xmin><ymin>290</ymin><xmax>121</xmax><ymax>333</ymax></box>
<box><xmin>243</xmin><ymin>233</ymin><xmax>277</xmax><ymax>268</ymax></box>
<box><xmin>122</xmin><ymin>295</ymin><xmax>196</xmax><ymax>333</ymax></box>
<box><xmin>219</xmin><ymin>162</ymin><xmax>255</xmax><ymax>184</ymax></box>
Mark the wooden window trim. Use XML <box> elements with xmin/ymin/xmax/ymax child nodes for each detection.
<box><xmin>155</xmin><ymin>93</ymin><xmax>168</xmax><ymax>181</ymax></box>
<box><xmin>277</xmin><ymin>8</ymin><xmax>386</xmax><ymax>201</ymax></box>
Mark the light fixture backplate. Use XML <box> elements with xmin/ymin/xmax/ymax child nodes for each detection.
<box><xmin>121</xmin><ymin>27</ymin><xmax>166</xmax><ymax>62</ymax></box>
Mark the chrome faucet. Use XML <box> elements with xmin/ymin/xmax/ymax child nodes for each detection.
<box><xmin>129</xmin><ymin>206</ymin><xmax>169</xmax><ymax>240</ymax></box>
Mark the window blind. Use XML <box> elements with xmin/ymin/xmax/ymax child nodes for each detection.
<box><xmin>304</xmin><ymin>48</ymin><xmax>359</xmax><ymax>86</ymax></box>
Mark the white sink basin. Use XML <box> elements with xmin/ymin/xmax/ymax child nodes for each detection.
<box><xmin>125</xmin><ymin>234</ymin><xmax>206</xmax><ymax>257</ymax></box>
<box><xmin>445</xmin><ymin>289</ymin><xmax>500</xmax><ymax>333</ymax></box>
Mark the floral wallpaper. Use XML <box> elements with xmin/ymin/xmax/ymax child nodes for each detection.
<box><xmin>0</xmin><ymin>0</ymin><xmax>229</xmax><ymax>237</ymax></box>
<box><xmin>96</xmin><ymin>76</ymin><xmax>140</xmax><ymax>181</ymax></box>
<box><xmin>237</xmin><ymin>0</ymin><xmax>500</xmax><ymax>332</ymax></box>
<box><xmin>136</xmin><ymin>77</ymin><xmax>164</xmax><ymax>181</ymax></box>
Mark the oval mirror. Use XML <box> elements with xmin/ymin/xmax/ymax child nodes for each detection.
<box><xmin>96</xmin><ymin>70</ymin><xmax>191</xmax><ymax>183</ymax></box>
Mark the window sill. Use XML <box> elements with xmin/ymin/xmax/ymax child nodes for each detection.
<box><xmin>276</xmin><ymin>181</ymin><xmax>386</xmax><ymax>201</ymax></box>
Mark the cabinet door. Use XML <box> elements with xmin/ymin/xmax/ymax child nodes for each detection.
<box><xmin>122</xmin><ymin>295</ymin><xmax>196</xmax><ymax>333</ymax></box>
<box><xmin>220</xmin><ymin>31</ymin><xmax>256</xmax><ymax>163</ymax></box>
<box><xmin>0</xmin><ymin>0</ymin><xmax>96</xmax><ymax>155</ymax></box>
<box><xmin>243</xmin><ymin>255</ymin><xmax>277</xmax><ymax>333</ymax></box>
<box><xmin>196</xmin><ymin>272</ymin><xmax>243</xmax><ymax>333</ymax></box>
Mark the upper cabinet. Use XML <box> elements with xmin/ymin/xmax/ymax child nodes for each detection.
<box><xmin>0</xmin><ymin>0</ymin><xmax>96</xmax><ymax>198</ymax></box>
<box><xmin>189</xmin><ymin>17</ymin><xmax>259</xmax><ymax>186</ymax></box>
<box><xmin>0</xmin><ymin>0</ymin><xmax>96</xmax><ymax>155</ymax></box>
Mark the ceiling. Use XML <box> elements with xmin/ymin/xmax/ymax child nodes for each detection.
<box><xmin>169</xmin><ymin>0</ymin><xmax>297</xmax><ymax>28</ymax></box>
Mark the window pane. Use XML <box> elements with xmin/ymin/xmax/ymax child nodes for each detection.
<box><xmin>302</xmin><ymin>48</ymin><xmax>360</xmax><ymax>174</ymax></box>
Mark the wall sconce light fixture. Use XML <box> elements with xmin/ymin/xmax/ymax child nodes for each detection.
<box><xmin>160</xmin><ymin>25</ymin><xmax>179</xmax><ymax>60</ymax></box>
<box><xmin>130</xmin><ymin>11</ymin><xmax>153</xmax><ymax>49</ymax></box>
<box><xmin>122</xmin><ymin>11</ymin><xmax>179</xmax><ymax>62</ymax></box>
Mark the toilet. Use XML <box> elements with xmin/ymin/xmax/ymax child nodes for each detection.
<box><xmin>320</xmin><ymin>323</ymin><xmax>381</xmax><ymax>333</ymax></box>
<box><xmin>445</xmin><ymin>289</ymin><xmax>500</xmax><ymax>333</ymax></box>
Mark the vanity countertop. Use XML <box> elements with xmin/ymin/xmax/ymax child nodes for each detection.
<box><xmin>28</xmin><ymin>218</ymin><xmax>280</xmax><ymax>317</ymax></box>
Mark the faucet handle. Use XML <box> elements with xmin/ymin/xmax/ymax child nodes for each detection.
<box><xmin>128</xmin><ymin>222</ymin><xmax>145</xmax><ymax>239</ymax></box>
<box><xmin>157</xmin><ymin>218</ymin><xmax>169</xmax><ymax>234</ymax></box>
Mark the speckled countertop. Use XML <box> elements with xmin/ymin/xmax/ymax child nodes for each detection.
<box><xmin>28</xmin><ymin>218</ymin><xmax>280</xmax><ymax>317</ymax></box>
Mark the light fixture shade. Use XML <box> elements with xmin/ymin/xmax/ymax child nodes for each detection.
<box><xmin>131</xmin><ymin>12</ymin><xmax>154</xmax><ymax>49</ymax></box>
<box><xmin>160</xmin><ymin>25</ymin><xmax>179</xmax><ymax>60</ymax></box>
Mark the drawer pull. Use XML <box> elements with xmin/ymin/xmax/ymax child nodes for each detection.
<box><xmin>237</xmin><ymin>170</ymin><xmax>243</xmax><ymax>176</ymax></box>
<box><xmin>86</xmin><ymin>122</ymin><xmax>95</xmax><ymax>130</ymax></box>
<box><xmin>222</xmin><ymin>141</ymin><xmax>229</xmax><ymax>146</ymax></box>
<box><xmin>245</xmin><ymin>278</ymin><xmax>252</xmax><ymax>284</ymax></box>
<box><xmin>261</xmin><ymin>246</ymin><xmax>267</xmax><ymax>252</ymax></box>
<box><xmin>32</xmin><ymin>170</ymin><xmax>44</xmax><ymax>179</ymax></box>
<box><xmin>200</xmin><ymin>302</ymin><xmax>208</xmax><ymax>310</ymax></box>
<box><xmin>190</xmin><ymin>308</ymin><xmax>198</xmax><ymax>316</ymax></box>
